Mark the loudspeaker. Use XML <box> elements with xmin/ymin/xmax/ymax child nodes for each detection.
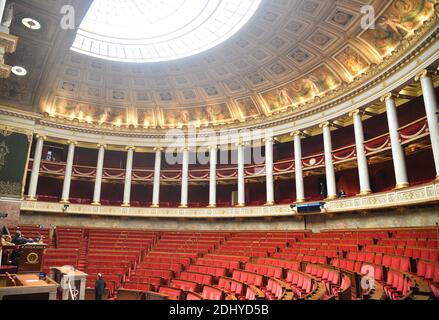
<box><xmin>294</xmin><ymin>202</ymin><xmax>323</xmax><ymax>213</ymax></box>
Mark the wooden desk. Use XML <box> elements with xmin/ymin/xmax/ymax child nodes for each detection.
<box><xmin>0</xmin><ymin>273</ymin><xmax>58</xmax><ymax>300</ymax></box>
<box><xmin>16</xmin><ymin>274</ymin><xmax>48</xmax><ymax>287</ymax></box>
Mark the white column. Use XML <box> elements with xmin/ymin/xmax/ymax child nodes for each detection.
<box><xmin>351</xmin><ymin>110</ymin><xmax>371</xmax><ymax>195</ymax></box>
<box><xmin>293</xmin><ymin>132</ymin><xmax>305</xmax><ymax>202</ymax></box>
<box><xmin>60</xmin><ymin>141</ymin><xmax>76</xmax><ymax>203</ymax></box>
<box><xmin>180</xmin><ymin>147</ymin><xmax>189</xmax><ymax>208</ymax></box>
<box><xmin>381</xmin><ymin>93</ymin><xmax>409</xmax><ymax>189</ymax></box>
<box><xmin>416</xmin><ymin>70</ymin><xmax>439</xmax><ymax>179</ymax></box>
<box><xmin>237</xmin><ymin>142</ymin><xmax>245</xmax><ymax>206</ymax></box>
<box><xmin>27</xmin><ymin>135</ymin><xmax>45</xmax><ymax>200</ymax></box>
<box><xmin>321</xmin><ymin>122</ymin><xmax>337</xmax><ymax>199</ymax></box>
<box><xmin>91</xmin><ymin>144</ymin><xmax>105</xmax><ymax>205</ymax></box>
<box><xmin>265</xmin><ymin>137</ymin><xmax>274</xmax><ymax>205</ymax></box>
<box><xmin>0</xmin><ymin>1</ymin><xmax>6</xmax><ymax>24</ymax></box>
<box><xmin>122</xmin><ymin>146</ymin><xmax>135</xmax><ymax>207</ymax></box>
<box><xmin>151</xmin><ymin>147</ymin><xmax>162</xmax><ymax>207</ymax></box>
<box><xmin>208</xmin><ymin>145</ymin><xmax>217</xmax><ymax>208</ymax></box>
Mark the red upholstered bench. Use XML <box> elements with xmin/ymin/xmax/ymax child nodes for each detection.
<box><xmin>196</xmin><ymin>258</ymin><xmax>240</xmax><ymax>271</ymax></box>
<box><xmin>134</xmin><ymin>268</ymin><xmax>173</xmax><ymax>282</ymax></box>
<box><xmin>187</xmin><ymin>265</ymin><xmax>227</xmax><ymax>277</ymax></box>
<box><xmin>264</xmin><ymin>278</ymin><xmax>284</xmax><ymax>300</ymax></box>
<box><xmin>286</xmin><ymin>270</ymin><xmax>314</xmax><ymax>299</ymax></box>
<box><xmin>179</xmin><ymin>271</ymin><xmax>213</xmax><ymax>285</ymax></box>
<box><xmin>186</xmin><ymin>292</ymin><xmax>203</xmax><ymax>300</ymax></box>
<box><xmin>383</xmin><ymin>270</ymin><xmax>413</xmax><ymax>300</ymax></box>
<box><xmin>202</xmin><ymin>285</ymin><xmax>224</xmax><ymax>300</ymax></box>
<box><xmin>123</xmin><ymin>282</ymin><xmax>154</xmax><ymax>292</ymax></box>
<box><xmin>138</xmin><ymin>262</ymin><xmax>182</xmax><ymax>273</ymax></box>
<box><xmin>232</xmin><ymin>270</ymin><xmax>264</xmax><ymax>287</ymax></box>
<box><xmin>245</xmin><ymin>263</ymin><xmax>283</xmax><ymax>279</ymax></box>
<box><xmin>257</xmin><ymin>257</ymin><xmax>301</xmax><ymax>271</ymax></box>
<box><xmin>158</xmin><ymin>286</ymin><xmax>183</xmax><ymax>300</ymax></box>
<box><xmin>129</xmin><ymin>275</ymin><xmax>164</xmax><ymax>289</ymax></box>
<box><xmin>142</xmin><ymin>256</ymin><xmax>191</xmax><ymax>266</ymax></box>
<box><xmin>170</xmin><ymin>279</ymin><xmax>199</xmax><ymax>292</ymax></box>
<box><xmin>218</xmin><ymin>277</ymin><xmax>245</xmax><ymax>296</ymax></box>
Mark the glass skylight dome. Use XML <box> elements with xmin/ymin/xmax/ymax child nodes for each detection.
<box><xmin>71</xmin><ymin>0</ymin><xmax>262</xmax><ymax>63</ymax></box>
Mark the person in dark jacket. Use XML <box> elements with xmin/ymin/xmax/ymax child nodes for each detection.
<box><xmin>95</xmin><ymin>273</ymin><xmax>106</xmax><ymax>300</ymax></box>
<box><xmin>11</xmin><ymin>231</ymin><xmax>33</xmax><ymax>245</ymax></box>
<box><xmin>10</xmin><ymin>231</ymin><xmax>34</xmax><ymax>265</ymax></box>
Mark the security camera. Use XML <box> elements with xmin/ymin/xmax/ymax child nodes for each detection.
<box><xmin>62</xmin><ymin>204</ymin><xmax>69</xmax><ymax>212</ymax></box>
<box><xmin>0</xmin><ymin>212</ymin><xmax>8</xmax><ymax>219</ymax></box>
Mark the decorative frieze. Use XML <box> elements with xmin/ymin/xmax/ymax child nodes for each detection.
<box><xmin>20</xmin><ymin>181</ymin><xmax>439</xmax><ymax>219</ymax></box>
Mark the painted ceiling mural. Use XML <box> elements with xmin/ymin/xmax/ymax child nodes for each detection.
<box><xmin>360</xmin><ymin>0</ymin><xmax>436</xmax><ymax>57</ymax></box>
<box><xmin>0</xmin><ymin>0</ymin><xmax>437</xmax><ymax>129</ymax></box>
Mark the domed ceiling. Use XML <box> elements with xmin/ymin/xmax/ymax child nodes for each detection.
<box><xmin>0</xmin><ymin>0</ymin><xmax>437</xmax><ymax>131</ymax></box>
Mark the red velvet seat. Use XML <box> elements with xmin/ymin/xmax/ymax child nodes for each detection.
<box><xmin>202</xmin><ymin>285</ymin><xmax>224</xmax><ymax>300</ymax></box>
<box><xmin>158</xmin><ymin>286</ymin><xmax>183</xmax><ymax>300</ymax></box>
<box><xmin>180</xmin><ymin>271</ymin><xmax>213</xmax><ymax>285</ymax></box>
<box><xmin>186</xmin><ymin>292</ymin><xmax>203</xmax><ymax>300</ymax></box>
<box><xmin>123</xmin><ymin>282</ymin><xmax>153</xmax><ymax>292</ymax></box>
<box><xmin>134</xmin><ymin>269</ymin><xmax>173</xmax><ymax>282</ymax></box>
<box><xmin>170</xmin><ymin>279</ymin><xmax>199</xmax><ymax>292</ymax></box>
<box><xmin>130</xmin><ymin>275</ymin><xmax>163</xmax><ymax>290</ymax></box>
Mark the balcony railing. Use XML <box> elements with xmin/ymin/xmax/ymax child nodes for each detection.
<box><xmin>20</xmin><ymin>181</ymin><xmax>439</xmax><ymax>219</ymax></box>
<box><xmin>29</xmin><ymin>115</ymin><xmax>431</xmax><ymax>182</ymax></box>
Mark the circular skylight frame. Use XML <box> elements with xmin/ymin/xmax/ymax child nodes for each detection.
<box><xmin>71</xmin><ymin>0</ymin><xmax>262</xmax><ymax>63</ymax></box>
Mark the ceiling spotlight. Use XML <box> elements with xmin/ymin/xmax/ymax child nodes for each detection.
<box><xmin>11</xmin><ymin>66</ymin><xmax>27</xmax><ymax>76</ymax></box>
<box><xmin>22</xmin><ymin>18</ymin><xmax>41</xmax><ymax>30</ymax></box>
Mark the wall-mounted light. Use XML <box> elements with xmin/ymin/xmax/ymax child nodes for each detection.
<box><xmin>11</xmin><ymin>66</ymin><xmax>27</xmax><ymax>76</ymax></box>
<box><xmin>22</xmin><ymin>18</ymin><xmax>41</xmax><ymax>30</ymax></box>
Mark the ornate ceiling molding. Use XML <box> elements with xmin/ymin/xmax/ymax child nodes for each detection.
<box><xmin>0</xmin><ymin>0</ymin><xmax>438</xmax><ymax>146</ymax></box>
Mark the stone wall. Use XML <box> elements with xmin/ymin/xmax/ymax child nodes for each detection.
<box><xmin>19</xmin><ymin>212</ymin><xmax>306</xmax><ymax>231</ymax></box>
<box><xmin>305</xmin><ymin>205</ymin><xmax>439</xmax><ymax>232</ymax></box>
<box><xmin>18</xmin><ymin>204</ymin><xmax>439</xmax><ymax>232</ymax></box>
<box><xmin>0</xmin><ymin>198</ymin><xmax>21</xmax><ymax>229</ymax></box>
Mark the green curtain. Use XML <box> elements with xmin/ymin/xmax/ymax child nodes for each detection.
<box><xmin>0</xmin><ymin>130</ymin><xmax>31</xmax><ymax>198</ymax></box>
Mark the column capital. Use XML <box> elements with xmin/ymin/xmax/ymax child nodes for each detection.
<box><xmin>97</xmin><ymin>143</ymin><xmax>107</xmax><ymax>149</ymax></box>
<box><xmin>180</xmin><ymin>146</ymin><xmax>190</xmax><ymax>152</ymax></box>
<box><xmin>380</xmin><ymin>92</ymin><xmax>396</xmax><ymax>102</ymax></box>
<box><xmin>35</xmin><ymin>134</ymin><xmax>47</xmax><ymax>140</ymax></box>
<box><xmin>319</xmin><ymin>121</ymin><xmax>332</xmax><ymax>129</ymax></box>
<box><xmin>414</xmin><ymin>69</ymin><xmax>435</xmax><ymax>82</ymax></box>
<box><xmin>67</xmin><ymin>140</ymin><xmax>77</xmax><ymax>145</ymax></box>
<box><xmin>125</xmin><ymin>145</ymin><xmax>136</xmax><ymax>151</ymax></box>
<box><xmin>236</xmin><ymin>141</ymin><xmax>247</xmax><ymax>147</ymax></box>
<box><xmin>153</xmin><ymin>147</ymin><xmax>164</xmax><ymax>152</ymax></box>
<box><xmin>263</xmin><ymin>136</ymin><xmax>274</xmax><ymax>143</ymax></box>
<box><xmin>290</xmin><ymin>130</ymin><xmax>304</xmax><ymax>138</ymax></box>
<box><xmin>208</xmin><ymin>145</ymin><xmax>218</xmax><ymax>150</ymax></box>
<box><xmin>349</xmin><ymin>109</ymin><xmax>365</xmax><ymax>118</ymax></box>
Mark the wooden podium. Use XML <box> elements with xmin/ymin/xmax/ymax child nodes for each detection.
<box><xmin>17</xmin><ymin>244</ymin><xmax>47</xmax><ymax>274</ymax></box>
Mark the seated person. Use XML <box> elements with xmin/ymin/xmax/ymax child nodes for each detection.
<box><xmin>34</xmin><ymin>234</ymin><xmax>44</xmax><ymax>244</ymax></box>
<box><xmin>339</xmin><ymin>189</ymin><xmax>346</xmax><ymax>198</ymax></box>
<box><xmin>1</xmin><ymin>235</ymin><xmax>13</xmax><ymax>246</ymax></box>
<box><xmin>1</xmin><ymin>235</ymin><xmax>15</xmax><ymax>264</ymax></box>
<box><xmin>11</xmin><ymin>231</ymin><xmax>34</xmax><ymax>245</ymax></box>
